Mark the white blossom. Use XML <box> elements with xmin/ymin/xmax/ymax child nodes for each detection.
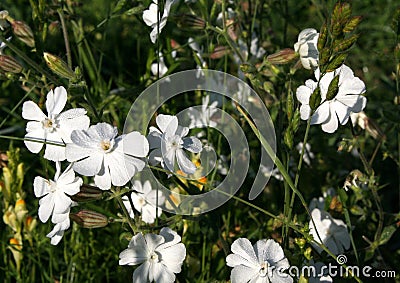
<box><xmin>46</xmin><ymin>211</ymin><xmax>70</xmax><ymax>245</ymax></box>
<box><xmin>33</xmin><ymin>162</ymin><xmax>81</xmax><ymax>224</ymax></box>
<box><xmin>143</xmin><ymin>0</ymin><xmax>175</xmax><ymax>44</ymax></box>
<box><xmin>294</xmin><ymin>28</ymin><xmax>319</xmax><ymax>70</ymax></box>
<box><xmin>119</xmin><ymin>227</ymin><xmax>186</xmax><ymax>283</ymax></box>
<box><xmin>226</xmin><ymin>238</ymin><xmax>293</xmax><ymax>283</ymax></box>
<box><xmin>148</xmin><ymin>114</ymin><xmax>202</xmax><ymax>175</ymax></box>
<box><xmin>187</xmin><ymin>95</ymin><xmax>218</xmax><ymax>129</ymax></box>
<box><xmin>66</xmin><ymin>122</ymin><xmax>149</xmax><ymax>190</ymax></box>
<box><xmin>296</xmin><ymin>64</ymin><xmax>367</xmax><ymax>133</ymax></box>
<box><xmin>309</xmin><ymin>208</ymin><xmax>350</xmax><ymax>255</ymax></box>
<box><xmin>22</xmin><ymin>86</ymin><xmax>90</xmax><ymax>161</ymax></box>
<box><xmin>122</xmin><ymin>180</ymin><xmax>165</xmax><ymax>224</ymax></box>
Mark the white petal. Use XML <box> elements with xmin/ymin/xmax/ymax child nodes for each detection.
<box><xmin>34</xmin><ymin>176</ymin><xmax>50</xmax><ymax>198</ymax></box>
<box><xmin>53</xmin><ymin>192</ymin><xmax>72</xmax><ymax>215</ymax></box>
<box><xmin>106</xmin><ymin>152</ymin><xmax>132</xmax><ymax>187</ymax></box>
<box><xmin>132</xmin><ymin>262</ymin><xmax>150</xmax><ymax>283</ymax></box>
<box><xmin>230</xmin><ymin>265</ymin><xmax>259</xmax><ymax>283</ymax></box>
<box><xmin>321</xmin><ymin>109</ymin><xmax>338</xmax><ymax>133</ymax></box>
<box><xmin>229</xmin><ymin>238</ymin><xmax>258</xmax><ymax>266</ymax></box>
<box><xmin>58</xmin><ymin>114</ymin><xmax>90</xmax><ymax>143</ymax></box>
<box><xmin>182</xmin><ymin>136</ymin><xmax>202</xmax><ymax>153</ymax></box>
<box><xmin>311</xmin><ymin>102</ymin><xmax>330</xmax><ymax>125</ymax></box>
<box><xmin>338</xmin><ymin>95</ymin><xmax>367</xmax><ymax>113</ymax></box>
<box><xmin>26</xmin><ymin>121</ymin><xmax>42</xmax><ymax>132</ymax></box>
<box><xmin>143</xmin><ymin>4</ymin><xmax>158</xmax><ymax>26</ymax></box>
<box><xmin>176</xmin><ymin>149</ymin><xmax>196</xmax><ymax>174</ymax></box>
<box><xmin>72</xmin><ymin>153</ymin><xmax>104</xmax><ymax>176</ymax></box>
<box><xmin>24</xmin><ymin>130</ymin><xmax>45</xmax><ymax>153</ymax></box>
<box><xmin>149</xmin><ymin>27</ymin><xmax>158</xmax><ymax>44</ymax></box>
<box><xmin>158</xmin><ymin>244</ymin><xmax>186</xmax><ymax>273</ymax></box>
<box><xmin>38</xmin><ymin>194</ymin><xmax>54</xmax><ymax>223</ymax></box>
<box><xmin>147</xmin><ymin>127</ymin><xmax>162</xmax><ymax>149</ymax></box>
<box><xmin>151</xmin><ymin>262</ymin><xmax>175</xmax><ymax>283</ymax></box>
<box><xmin>163</xmin><ymin>148</ymin><xmax>176</xmax><ymax>172</ymax></box>
<box><xmin>148</xmin><ymin>148</ymin><xmax>163</xmax><ymax>165</ymax></box>
<box><xmin>332</xmin><ymin>101</ymin><xmax>351</xmax><ymax>125</ymax></box>
<box><xmin>65</xmin><ymin>143</ymin><xmax>92</xmax><ymax>162</ymax></box>
<box><xmin>94</xmin><ymin>164</ymin><xmax>112</xmax><ymax>190</ymax></box>
<box><xmin>262</xmin><ymin>239</ymin><xmax>287</xmax><ymax>266</ymax></box>
<box><xmin>299</xmin><ymin>104</ymin><xmax>311</xmax><ymax>120</ymax></box>
<box><xmin>44</xmin><ymin>132</ymin><xmax>65</xmax><ymax>161</ymax></box>
<box><xmin>121</xmin><ymin>132</ymin><xmax>149</xmax><ymax>157</ymax></box>
<box><xmin>46</xmin><ymin>87</ymin><xmax>67</xmax><ymax>116</ymax></box>
<box><xmin>296</xmin><ymin>85</ymin><xmax>312</xmax><ymax>104</ymax></box>
<box><xmin>156</xmin><ymin>114</ymin><xmax>178</xmax><ymax>134</ymax></box>
<box><xmin>70</xmin><ymin>129</ymin><xmax>98</xmax><ymax>148</ymax></box>
<box><xmin>22</xmin><ymin>101</ymin><xmax>46</xmax><ymax>121</ymax></box>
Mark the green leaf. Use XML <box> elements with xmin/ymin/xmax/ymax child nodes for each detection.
<box><xmin>378</xmin><ymin>225</ymin><xmax>397</xmax><ymax>246</ymax></box>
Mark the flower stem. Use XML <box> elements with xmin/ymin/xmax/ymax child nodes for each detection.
<box><xmin>111</xmin><ymin>187</ymin><xmax>137</xmax><ymax>234</ymax></box>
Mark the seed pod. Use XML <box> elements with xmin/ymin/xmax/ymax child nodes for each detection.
<box><xmin>326</xmin><ymin>53</ymin><xmax>347</xmax><ymax>72</ymax></box>
<box><xmin>0</xmin><ymin>55</ymin><xmax>23</xmax><ymax>73</ymax></box>
<box><xmin>175</xmin><ymin>14</ymin><xmax>206</xmax><ymax>30</ymax></box>
<box><xmin>70</xmin><ymin>209</ymin><xmax>109</xmax><ymax>228</ymax></box>
<box><xmin>267</xmin><ymin>48</ymin><xmax>298</xmax><ymax>65</ymax></box>
<box><xmin>326</xmin><ymin>74</ymin><xmax>340</xmax><ymax>100</ymax></box>
<box><xmin>317</xmin><ymin>22</ymin><xmax>328</xmax><ymax>51</ymax></box>
<box><xmin>343</xmin><ymin>16</ymin><xmax>362</xmax><ymax>33</ymax></box>
<box><xmin>309</xmin><ymin>86</ymin><xmax>322</xmax><ymax>110</ymax></box>
<box><xmin>333</xmin><ymin>34</ymin><xmax>359</xmax><ymax>53</ymax></box>
<box><xmin>11</xmin><ymin>20</ymin><xmax>35</xmax><ymax>47</ymax></box>
<box><xmin>43</xmin><ymin>52</ymin><xmax>75</xmax><ymax>80</ymax></box>
<box><xmin>318</xmin><ymin>47</ymin><xmax>331</xmax><ymax>68</ymax></box>
<box><xmin>70</xmin><ymin>184</ymin><xmax>103</xmax><ymax>202</ymax></box>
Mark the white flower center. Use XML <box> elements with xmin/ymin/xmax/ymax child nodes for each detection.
<box><xmin>100</xmin><ymin>139</ymin><xmax>114</xmax><ymax>153</ymax></box>
<box><xmin>149</xmin><ymin>252</ymin><xmax>160</xmax><ymax>263</ymax></box>
<box><xmin>49</xmin><ymin>181</ymin><xmax>57</xmax><ymax>193</ymax></box>
<box><xmin>138</xmin><ymin>197</ymin><xmax>146</xmax><ymax>207</ymax></box>
<box><xmin>259</xmin><ymin>261</ymin><xmax>269</xmax><ymax>277</ymax></box>
<box><xmin>42</xmin><ymin>118</ymin><xmax>57</xmax><ymax>133</ymax></box>
<box><xmin>168</xmin><ymin>135</ymin><xmax>183</xmax><ymax>150</ymax></box>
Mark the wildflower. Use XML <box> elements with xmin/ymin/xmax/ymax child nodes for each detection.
<box><xmin>66</xmin><ymin>122</ymin><xmax>149</xmax><ymax>190</ymax></box>
<box><xmin>296</xmin><ymin>64</ymin><xmax>367</xmax><ymax>133</ymax></box>
<box><xmin>294</xmin><ymin>28</ymin><xmax>319</xmax><ymax>70</ymax></box>
<box><xmin>143</xmin><ymin>0</ymin><xmax>175</xmax><ymax>44</ymax></box>
<box><xmin>122</xmin><ymin>180</ymin><xmax>165</xmax><ymax>224</ymax></box>
<box><xmin>151</xmin><ymin>52</ymin><xmax>169</xmax><ymax>78</ymax></box>
<box><xmin>33</xmin><ymin>162</ymin><xmax>81</xmax><ymax>223</ymax></box>
<box><xmin>187</xmin><ymin>95</ymin><xmax>218</xmax><ymax>129</ymax></box>
<box><xmin>295</xmin><ymin>142</ymin><xmax>314</xmax><ymax>166</ymax></box>
<box><xmin>119</xmin><ymin>227</ymin><xmax>186</xmax><ymax>283</ymax></box>
<box><xmin>147</xmin><ymin>114</ymin><xmax>202</xmax><ymax>175</ymax></box>
<box><xmin>309</xmin><ymin>208</ymin><xmax>350</xmax><ymax>255</ymax></box>
<box><xmin>226</xmin><ymin>238</ymin><xmax>293</xmax><ymax>283</ymax></box>
<box><xmin>22</xmin><ymin>86</ymin><xmax>90</xmax><ymax>161</ymax></box>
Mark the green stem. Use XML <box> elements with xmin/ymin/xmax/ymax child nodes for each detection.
<box><xmin>110</xmin><ymin>187</ymin><xmax>137</xmax><ymax>233</ymax></box>
<box><xmin>57</xmin><ymin>8</ymin><xmax>73</xmax><ymax>69</ymax></box>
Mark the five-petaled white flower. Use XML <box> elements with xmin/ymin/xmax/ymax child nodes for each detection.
<box><xmin>296</xmin><ymin>64</ymin><xmax>367</xmax><ymax>133</ymax></box>
<box><xmin>33</xmin><ymin>162</ymin><xmax>81</xmax><ymax>224</ymax></box>
<box><xmin>123</xmin><ymin>180</ymin><xmax>165</xmax><ymax>224</ymax></box>
<box><xmin>226</xmin><ymin>238</ymin><xmax>293</xmax><ymax>283</ymax></box>
<box><xmin>119</xmin><ymin>227</ymin><xmax>186</xmax><ymax>283</ymax></box>
<box><xmin>294</xmin><ymin>28</ymin><xmax>319</xmax><ymax>70</ymax></box>
<box><xmin>65</xmin><ymin>122</ymin><xmax>149</xmax><ymax>190</ymax></box>
<box><xmin>148</xmin><ymin>114</ymin><xmax>202</xmax><ymax>175</ymax></box>
<box><xmin>143</xmin><ymin>0</ymin><xmax>175</xmax><ymax>44</ymax></box>
<box><xmin>187</xmin><ymin>95</ymin><xmax>218</xmax><ymax>129</ymax></box>
<box><xmin>22</xmin><ymin>86</ymin><xmax>90</xmax><ymax>161</ymax></box>
<box><xmin>309</xmin><ymin>208</ymin><xmax>350</xmax><ymax>255</ymax></box>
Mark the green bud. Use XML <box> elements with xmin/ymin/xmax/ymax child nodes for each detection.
<box><xmin>318</xmin><ymin>47</ymin><xmax>331</xmax><ymax>68</ymax></box>
<box><xmin>309</xmin><ymin>86</ymin><xmax>322</xmax><ymax>110</ymax></box>
<box><xmin>343</xmin><ymin>16</ymin><xmax>362</xmax><ymax>33</ymax></box>
<box><xmin>240</xmin><ymin>63</ymin><xmax>257</xmax><ymax>74</ymax></box>
<box><xmin>70</xmin><ymin>184</ymin><xmax>103</xmax><ymax>202</ymax></box>
<box><xmin>317</xmin><ymin>22</ymin><xmax>328</xmax><ymax>51</ymax></box>
<box><xmin>284</xmin><ymin>127</ymin><xmax>293</xmax><ymax>149</ymax></box>
<box><xmin>292</xmin><ymin>109</ymin><xmax>301</xmax><ymax>133</ymax></box>
<box><xmin>266</xmin><ymin>48</ymin><xmax>298</xmax><ymax>65</ymax></box>
<box><xmin>70</xmin><ymin>209</ymin><xmax>109</xmax><ymax>228</ymax></box>
<box><xmin>0</xmin><ymin>55</ymin><xmax>23</xmax><ymax>73</ymax></box>
<box><xmin>326</xmin><ymin>74</ymin><xmax>340</xmax><ymax>100</ymax></box>
<box><xmin>286</xmin><ymin>90</ymin><xmax>294</xmax><ymax>121</ymax></box>
<box><xmin>11</xmin><ymin>20</ymin><xmax>35</xmax><ymax>47</ymax></box>
<box><xmin>325</xmin><ymin>53</ymin><xmax>347</xmax><ymax>72</ymax></box>
<box><xmin>294</xmin><ymin>237</ymin><xmax>307</xmax><ymax>249</ymax></box>
<box><xmin>43</xmin><ymin>52</ymin><xmax>75</xmax><ymax>80</ymax></box>
<box><xmin>333</xmin><ymin>34</ymin><xmax>359</xmax><ymax>53</ymax></box>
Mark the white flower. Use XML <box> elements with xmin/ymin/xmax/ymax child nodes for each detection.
<box><xmin>147</xmin><ymin>114</ymin><xmax>202</xmax><ymax>175</ymax></box>
<box><xmin>250</xmin><ymin>35</ymin><xmax>266</xmax><ymax>59</ymax></box>
<box><xmin>296</xmin><ymin>64</ymin><xmax>367</xmax><ymax>133</ymax></box>
<box><xmin>22</xmin><ymin>86</ymin><xmax>90</xmax><ymax>161</ymax></box>
<box><xmin>143</xmin><ymin>0</ymin><xmax>175</xmax><ymax>44</ymax></box>
<box><xmin>65</xmin><ymin>122</ymin><xmax>149</xmax><ymax>190</ymax></box>
<box><xmin>119</xmin><ymin>227</ymin><xmax>186</xmax><ymax>283</ymax></box>
<box><xmin>294</xmin><ymin>28</ymin><xmax>319</xmax><ymax>70</ymax></box>
<box><xmin>226</xmin><ymin>238</ymin><xmax>293</xmax><ymax>283</ymax></box>
<box><xmin>46</xmin><ymin>211</ymin><xmax>70</xmax><ymax>245</ymax></box>
<box><xmin>123</xmin><ymin>180</ymin><xmax>165</xmax><ymax>224</ymax></box>
<box><xmin>304</xmin><ymin>260</ymin><xmax>333</xmax><ymax>283</ymax></box>
<box><xmin>309</xmin><ymin>188</ymin><xmax>336</xmax><ymax>211</ymax></box>
<box><xmin>309</xmin><ymin>208</ymin><xmax>350</xmax><ymax>255</ymax></box>
<box><xmin>33</xmin><ymin>162</ymin><xmax>81</xmax><ymax>224</ymax></box>
<box><xmin>187</xmin><ymin>95</ymin><xmax>218</xmax><ymax>129</ymax></box>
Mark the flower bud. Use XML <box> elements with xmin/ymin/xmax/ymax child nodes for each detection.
<box><xmin>70</xmin><ymin>209</ymin><xmax>109</xmax><ymax>228</ymax></box>
<box><xmin>267</xmin><ymin>48</ymin><xmax>298</xmax><ymax>65</ymax></box>
<box><xmin>0</xmin><ymin>55</ymin><xmax>23</xmax><ymax>73</ymax></box>
<box><xmin>210</xmin><ymin>45</ymin><xmax>230</xmax><ymax>59</ymax></box>
<box><xmin>309</xmin><ymin>86</ymin><xmax>321</xmax><ymax>110</ymax></box>
<box><xmin>43</xmin><ymin>52</ymin><xmax>75</xmax><ymax>80</ymax></box>
<box><xmin>11</xmin><ymin>20</ymin><xmax>35</xmax><ymax>47</ymax></box>
<box><xmin>317</xmin><ymin>22</ymin><xmax>328</xmax><ymax>51</ymax></box>
<box><xmin>3</xmin><ymin>206</ymin><xmax>18</xmax><ymax>232</ymax></box>
<box><xmin>15</xmin><ymin>199</ymin><xmax>28</xmax><ymax>221</ymax></box>
<box><xmin>294</xmin><ymin>237</ymin><xmax>306</xmax><ymax>249</ymax></box>
<box><xmin>70</xmin><ymin>184</ymin><xmax>103</xmax><ymax>202</ymax></box>
<box><xmin>175</xmin><ymin>14</ymin><xmax>206</xmax><ymax>30</ymax></box>
<box><xmin>325</xmin><ymin>53</ymin><xmax>347</xmax><ymax>72</ymax></box>
<box><xmin>326</xmin><ymin>74</ymin><xmax>340</xmax><ymax>100</ymax></box>
<box><xmin>24</xmin><ymin>216</ymin><xmax>37</xmax><ymax>232</ymax></box>
<box><xmin>239</xmin><ymin>63</ymin><xmax>257</xmax><ymax>74</ymax></box>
